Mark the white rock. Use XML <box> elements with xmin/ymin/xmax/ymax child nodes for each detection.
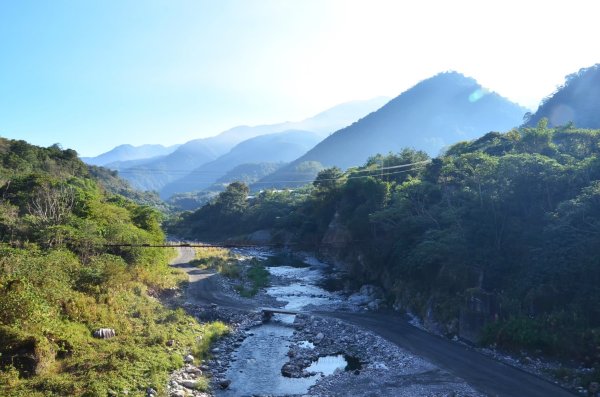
<box><xmin>181</xmin><ymin>379</ymin><xmax>198</xmax><ymax>389</ymax></box>
<box><xmin>93</xmin><ymin>328</ymin><xmax>116</xmax><ymax>339</ymax></box>
<box><xmin>313</xmin><ymin>332</ymin><xmax>324</xmax><ymax>344</ymax></box>
<box><xmin>184</xmin><ymin>354</ymin><xmax>195</xmax><ymax>363</ymax></box>
<box><xmin>186</xmin><ymin>367</ymin><xmax>203</xmax><ymax>375</ymax></box>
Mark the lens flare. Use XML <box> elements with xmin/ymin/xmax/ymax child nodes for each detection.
<box><xmin>468</xmin><ymin>88</ymin><xmax>490</xmax><ymax>102</ymax></box>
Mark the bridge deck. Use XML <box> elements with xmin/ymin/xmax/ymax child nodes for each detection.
<box><xmin>261</xmin><ymin>308</ymin><xmax>299</xmax><ymax>315</ymax></box>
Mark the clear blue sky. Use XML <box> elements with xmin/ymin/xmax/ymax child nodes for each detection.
<box><xmin>1</xmin><ymin>0</ymin><xmax>599</xmax><ymax>156</ymax></box>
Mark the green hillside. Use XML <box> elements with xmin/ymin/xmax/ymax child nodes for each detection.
<box><xmin>173</xmin><ymin>121</ymin><xmax>600</xmax><ymax>376</ymax></box>
<box><xmin>0</xmin><ymin>138</ymin><xmax>221</xmax><ymax>396</ymax></box>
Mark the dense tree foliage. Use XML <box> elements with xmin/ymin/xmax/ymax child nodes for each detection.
<box><xmin>174</xmin><ymin>122</ymin><xmax>600</xmax><ymax>366</ymax></box>
<box><xmin>0</xmin><ymin>138</ymin><xmax>213</xmax><ymax>396</ymax></box>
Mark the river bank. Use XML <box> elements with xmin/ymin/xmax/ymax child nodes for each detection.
<box><xmin>168</xmin><ymin>247</ymin><xmax>487</xmax><ymax>396</ymax></box>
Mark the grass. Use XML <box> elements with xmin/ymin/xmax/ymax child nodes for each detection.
<box><xmin>193</xmin><ymin>321</ymin><xmax>229</xmax><ymax>361</ymax></box>
<box><xmin>192</xmin><ymin>247</ymin><xmax>231</xmax><ymax>268</ymax></box>
<box><xmin>0</xmin><ymin>249</ymin><xmax>229</xmax><ymax>397</ymax></box>
<box><xmin>192</xmin><ymin>247</ymin><xmax>269</xmax><ymax>297</ymax></box>
<box><xmin>235</xmin><ymin>262</ymin><xmax>270</xmax><ymax>297</ymax></box>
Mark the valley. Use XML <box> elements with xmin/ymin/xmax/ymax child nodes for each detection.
<box><xmin>2</xmin><ymin>32</ymin><xmax>600</xmax><ymax>395</ymax></box>
<box><xmin>168</xmin><ymin>246</ymin><xmax>574</xmax><ymax>397</ymax></box>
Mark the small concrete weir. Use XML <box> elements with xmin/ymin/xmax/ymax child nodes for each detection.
<box><xmin>260</xmin><ymin>307</ymin><xmax>300</xmax><ymax>322</ymax></box>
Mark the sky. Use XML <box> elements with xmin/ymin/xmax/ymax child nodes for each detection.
<box><xmin>1</xmin><ymin>0</ymin><xmax>599</xmax><ymax>157</ymax></box>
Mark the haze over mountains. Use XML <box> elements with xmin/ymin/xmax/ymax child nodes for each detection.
<box><xmin>85</xmin><ymin>97</ymin><xmax>389</xmax><ymax>193</ymax></box>
<box><xmin>85</xmin><ymin>66</ymin><xmax>600</xmax><ymax>199</ymax></box>
<box><xmin>81</xmin><ymin>144</ymin><xmax>180</xmax><ymax>166</ymax></box>
<box><xmin>257</xmin><ymin>72</ymin><xmax>527</xmax><ymax>188</ymax></box>
<box><xmin>160</xmin><ymin>130</ymin><xmax>320</xmax><ymax>199</ymax></box>
<box><xmin>524</xmin><ymin>64</ymin><xmax>600</xmax><ymax>128</ymax></box>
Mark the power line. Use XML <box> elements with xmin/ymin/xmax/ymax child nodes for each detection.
<box><xmin>250</xmin><ymin>163</ymin><xmax>430</xmax><ymax>185</ymax></box>
<box><xmin>113</xmin><ymin>160</ymin><xmax>431</xmax><ymax>176</ymax></box>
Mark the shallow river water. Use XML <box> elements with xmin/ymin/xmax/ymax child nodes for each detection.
<box><xmin>217</xmin><ymin>255</ymin><xmax>347</xmax><ymax>396</ymax></box>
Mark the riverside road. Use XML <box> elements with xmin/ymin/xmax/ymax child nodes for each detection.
<box><xmin>171</xmin><ymin>247</ymin><xmax>575</xmax><ymax>397</ymax></box>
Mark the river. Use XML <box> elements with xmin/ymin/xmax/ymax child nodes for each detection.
<box><xmin>217</xmin><ymin>253</ymin><xmax>348</xmax><ymax>396</ymax></box>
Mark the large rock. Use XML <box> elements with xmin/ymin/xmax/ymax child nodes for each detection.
<box><xmin>219</xmin><ymin>379</ymin><xmax>231</xmax><ymax>389</ymax></box>
<box><xmin>313</xmin><ymin>332</ymin><xmax>324</xmax><ymax>345</ymax></box>
<box><xmin>348</xmin><ymin>284</ymin><xmax>385</xmax><ymax>306</ymax></box>
<box><xmin>181</xmin><ymin>379</ymin><xmax>198</xmax><ymax>389</ymax></box>
<box><xmin>93</xmin><ymin>328</ymin><xmax>116</xmax><ymax>339</ymax></box>
<box><xmin>359</xmin><ymin>284</ymin><xmax>384</xmax><ymax>298</ymax></box>
<box><xmin>184</xmin><ymin>354</ymin><xmax>195</xmax><ymax>363</ymax></box>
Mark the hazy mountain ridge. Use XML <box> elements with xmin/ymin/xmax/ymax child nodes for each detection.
<box><xmin>257</xmin><ymin>72</ymin><xmax>526</xmax><ymax>189</ymax></box>
<box><xmin>117</xmin><ymin>140</ymin><xmax>219</xmax><ymax>191</ymax></box>
<box><xmin>111</xmin><ymin>98</ymin><xmax>389</xmax><ymax>193</ymax></box>
<box><xmin>81</xmin><ymin>143</ymin><xmax>180</xmax><ymax>166</ymax></box>
<box><xmin>524</xmin><ymin>63</ymin><xmax>600</xmax><ymax>128</ymax></box>
<box><xmin>160</xmin><ymin>130</ymin><xmax>320</xmax><ymax>198</ymax></box>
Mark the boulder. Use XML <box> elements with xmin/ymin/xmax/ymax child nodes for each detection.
<box><xmin>93</xmin><ymin>328</ymin><xmax>116</xmax><ymax>339</ymax></box>
<box><xmin>181</xmin><ymin>379</ymin><xmax>198</xmax><ymax>389</ymax></box>
<box><xmin>359</xmin><ymin>284</ymin><xmax>384</xmax><ymax>299</ymax></box>
<box><xmin>313</xmin><ymin>332</ymin><xmax>324</xmax><ymax>344</ymax></box>
<box><xmin>184</xmin><ymin>354</ymin><xmax>195</xmax><ymax>363</ymax></box>
<box><xmin>219</xmin><ymin>379</ymin><xmax>231</xmax><ymax>389</ymax></box>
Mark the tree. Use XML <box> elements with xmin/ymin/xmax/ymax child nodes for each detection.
<box><xmin>313</xmin><ymin>167</ymin><xmax>343</xmax><ymax>193</ymax></box>
<box><xmin>216</xmin><ymin>182</ymin><xmax>249</xmax><ymax>216</ymax></box>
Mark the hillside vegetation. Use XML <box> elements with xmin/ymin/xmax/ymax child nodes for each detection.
<box><xmin>173</xmin><ymin>121</ymin><xmax>600</xmax><ymax>371</ymax></box>
<box><xmin>0</xmin><ymin>138</ymin><xmax>220</xmax><ymax>396</ymax></box>
<box><xmin>525</xmin><ymin>64</ymin><xmax>600</xmax><ymax>128</ymax></box>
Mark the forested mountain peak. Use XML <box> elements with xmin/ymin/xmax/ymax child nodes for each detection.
<box><xmin>256</xmin><ymin>71</ymin><xmax>526</xmax><ymax>189</ymax></box>
<box><xmin>524</xmin><ymin>64</ymin><xmax>600</xmax><ymax>128</ymax></box>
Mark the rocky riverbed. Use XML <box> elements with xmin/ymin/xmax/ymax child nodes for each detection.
<box><xmin>165</xmin><ymin>249</ymin><xmax>486</xmax><ymax>396</ymax></box>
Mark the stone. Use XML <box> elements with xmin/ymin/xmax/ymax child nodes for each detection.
<box><xmin>170</xmin><ymin>391</ymin><xmax>185</xmax><ymax>397</ymax></box>
<box><xmin>313</xmin><ymin>332</ymin><xmax>324</xmax><ymax>344</ymax></box>
<box><xmin>185</xmin><ymin>366</ymin><xmax>202</xmax><ymax>375</ymax></box>
<box><xmin>347</xmin><ymin>293</ymin><xmax>372</xmax><ymax>306</ymax></box>
<box><xmin>367</xmin><ymin>299</ymin><xmax>381</xmax><ymax>311</ymax></box>
<box><xmin>166</xmin><ymin>339</ymin><xmax>175</xmax><ymax>347</ymax></box>
<box><xmin>219</xmin><ymin>379</ymin><xmax>231</xmax><ymax>389</ymax></box>
<box><xmin>146</xmin><ymin>387</ymin><xmax>157</xmax><ymax>396</ymax></box>
<box><xmin>181</xmin><ymin>379</ymin><xmax>198</xmax><ymax>389</ymax></box>
<box><xmin>184</xmin><ymin>354</ymin><xmax>194</xmax><ymax>363</ymax></box>
<box><xmin>93</xmin><ymin>328</ymin><xmax>116</xmax><ymax>339</ymax></box>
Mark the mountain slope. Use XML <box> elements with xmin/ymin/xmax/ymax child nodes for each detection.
<box><xmin>82</xmin><ymin>143</ymin><xmax>179</xmax><ymax>166</ymax></box>
<box><xmin>160</xmin><ymin>130</ymin><xmax>320</xmax><ymax>198</ymax></box>
<box><xmin>117</xmin><ymin>140</ymin><xmax>218</xmax><ymax>191</ymax></box>
<box><xmin>117</xmin><ymin>97</ymin><xmax>388</xmax><ymax>193</ymax></box>
<box><xmin>257</xmin><ymin>72</ymin><xmax>526</xmax><ymax>188</ymax></box>
<box><xmin>524</xmin><ymin>64</ymin><xmax>600</xmax><ymax>128</ymax></box>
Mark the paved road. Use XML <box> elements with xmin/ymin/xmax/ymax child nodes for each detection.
<box><xmin>171</xmin><ymin>247</ymin><xmax>575</xmax><ymax>397</ymax></box>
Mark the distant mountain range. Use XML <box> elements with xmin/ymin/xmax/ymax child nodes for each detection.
<box><xmin>90</xmin><ymin>97</ymin><xmax>389</xmax><ymax>193</ymax></box>
<box><xmin>159</xmin><ymin>130</ymin><xmax>320</xmax><ymax>198</ymax></box>
<box><xmin>256</xmin><ymin>72</ymin><xmax>527</xmax><ymax>189</ymax></box>
<box><xmin>82</xmin><ymin>144</ymin><xmax>180</xmax><ymax>166</ymax></box>
<box><xmin>524</xmin><ymin>64</ymin><xmax>600</xmax><ymax>128</ymax></box>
